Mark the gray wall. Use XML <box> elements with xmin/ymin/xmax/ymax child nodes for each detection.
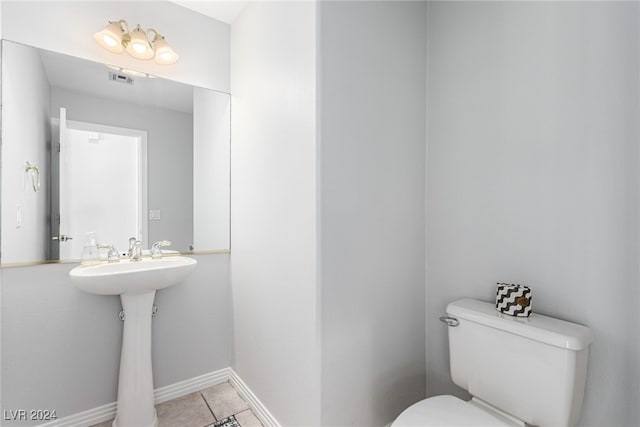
<box><xmin>230</xmin><ymin>2</ymin><xmax>320</xmax><ymax>426</ymax></box>
<box><xmin>1</xmin><ymin>40</ymin><xmax>51</xmax><ymax>263</ymax></box>
<box><xmin>426</xmin><ymin>2</ymin><xmax>639</xmax><ymax>426</ymax></box>
<box><xmin>319</xmin><ymin>2</ymin><xmax>427</xmax><ymax>426</ymax></box>
<box><xmin>1</xmin><ymin>253</ymin><xmax>231</xmax><ymax>426</ymax></box>
<box><xmin>51</xmin><ymin>87</ymin><xmax>194</xmax><ymax>251</ymax></box>
<box><xmin>0</xmin><ymin>1</ymin><xmax>233</xmax><ymax>424</ymax></box>
<box><xmin>193</xmin><ymin>88</ymin><xmax>231</xmax><ymax>250</ymax></box>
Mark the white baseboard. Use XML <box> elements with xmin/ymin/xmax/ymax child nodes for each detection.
<box><xmin>38</xmin><ymin>402</ymin><xmax>117</xmax><ymax>427</ymax></box>
<box><xmin>154</xmin><ymin>368</ymin><xmax>231</xmax><ymax>405</ymax></box>
<box><xmin>37</xmin><ymin>367</ymin><xmax>279</xmax><ymax>427</ymax></box>
<box><xmin>228</xmin><ymin>369</ymin><xmax>280</xmax><ymax>427</ymax></box>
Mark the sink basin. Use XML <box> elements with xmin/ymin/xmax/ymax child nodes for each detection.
<box><xmin>69</xmin><ymin>256</ymin><xmax>197</xmax><ymax>295</ymax></box>
<box><xmin>69</xmin><ymin>255</ymin><xmax>197</xmax><ymax>427</ymax></box>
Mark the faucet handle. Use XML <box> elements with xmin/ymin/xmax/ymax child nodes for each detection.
<box><xmin>98</xmin><ymin>244</ymin><xmax>120</xmax><ymax>263</ymax></box>
<box><xmin>151</xmin><ymin>240</ymin><xmax>172</xmax><ymax>259</ymax></box>
<box><xmin>128</xmin><ymin>237</ymin><xmax>141</xmax><ymax>257</ymax></box>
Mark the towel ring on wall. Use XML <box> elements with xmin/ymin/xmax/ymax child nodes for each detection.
<box><xmin>25</xmin><ymin>161</ymin><xmax>40</xmax><ymax>192</ymax></box>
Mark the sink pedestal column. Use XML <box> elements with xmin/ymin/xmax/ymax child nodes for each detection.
<box><xmin>113</xmin><ymin>290</ymin><xmax>158</xmax><ymax>427</ymax></box>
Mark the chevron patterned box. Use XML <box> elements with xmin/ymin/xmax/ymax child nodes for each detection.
<box><xmin>495</xmin><ymin>283</ymin><xmax>532</xmax><ymax>317</ymax></box>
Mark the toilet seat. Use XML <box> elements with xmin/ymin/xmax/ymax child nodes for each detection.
<box><xmin>391</xmin><ymin>395</ymin><xmax>518</xmax><ymax>427</ymax></box>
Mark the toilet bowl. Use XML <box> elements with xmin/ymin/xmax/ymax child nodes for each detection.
<box><xmin>392</xmin><ymin>395</ymin><xmax>522</xmax><ymax>427</ymax></box>
<box><xmin>391</xmin><ymin>298</ymin><xmax>593</xmax><ymax>427</ymax></box>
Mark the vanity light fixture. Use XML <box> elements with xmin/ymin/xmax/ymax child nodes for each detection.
<box><xmin>95</xmin><ymin>20</ymin><xmax>179</xmax><ymax>65</ymax></box>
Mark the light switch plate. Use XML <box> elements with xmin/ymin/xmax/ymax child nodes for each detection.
<box><xmin>149</xmin><ymin>209</ymin><xmax>161</xmax><ymax>221</ymax></box>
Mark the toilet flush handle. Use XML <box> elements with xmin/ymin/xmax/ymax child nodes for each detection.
<box><xmin>439</xmin><ymin>315</ymin><xmax>459</xmax><ymax>327</ymax></box>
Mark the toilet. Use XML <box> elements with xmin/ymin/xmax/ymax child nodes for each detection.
<box><xmin>392</xmin><ymin>298</ymin><xmax>593</xmax><ymax>427</ymax></box>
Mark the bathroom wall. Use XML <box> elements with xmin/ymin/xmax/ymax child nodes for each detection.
<box><xmin>426</xmin><ymin>2</ymin><xmax>640</xmax><ymax>426</ymax></box>
<box><xmin>50</xmin><ymin>87</ymin><xmax>194</xmax><ymax>251</ymax></box>
<box><xmin>1</xmin><ymin>1</ymin><xmax>230</xmax><ymax>92</ymax></box>
<box><xmin>1</xmin><ymin>41</ymin><xmax>51</xmax><ymax>264</ymax></box>
<box><xmin>230</xmin><ymin>2</ymin><xmax>320</xmax><ymax>426</ymax></box>
<box><xmin>193</xmin><ymin>87</ymin><xmax>231</xmax><ymax>251</ymax></box>
<box><xmin>0</xmin><ymin>1</ymin><xmax>233</xmax><ymax>423</ymax></box>
<box><xmin>1</xmin><ymin>253</ymin><xmax>230</xmax><ymax>426</ymax></box>
<box><xmin>319</xmin><ymin>2</ymin><xmax>427</xmax><ymax>426</ymax></box>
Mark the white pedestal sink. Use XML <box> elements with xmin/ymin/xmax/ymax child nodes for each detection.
<box><xmin>69</xmin><ymin>256</ymin><xmax>197</xmax><ymax>427</ymax></box>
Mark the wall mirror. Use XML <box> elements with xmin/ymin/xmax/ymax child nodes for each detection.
<box><xmin>1</xmin><ymin>40</ymin><xmax>230</xmax><ymax>266</ymax></box>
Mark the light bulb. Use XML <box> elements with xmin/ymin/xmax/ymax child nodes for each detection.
<box><xmin>103</xmin><ymin>35</ymin><xmax>118</xmax><ymax>47</ymax></box>
<box><xmin>94</xmin><ymin>21</ymin><xmax>125</xmax><ymax>54</ymax></box>
<box><xmin>132</xmin><ymin>42</ymin><xmax>148</xmax><ymax>54</ymax></box>
<box><xmin>126</xmin><ymin>25</ymin><xmax>154</xmax><ymax>60</ymax></box>
<box><xmin>153</xmin><ymin>36</ymin><xmax>179</xmax><ymax>65</ymax></box>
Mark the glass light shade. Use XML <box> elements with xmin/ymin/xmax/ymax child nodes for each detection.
<box><xmin>126</xmin><ymin>26</ymin><xmax>154</xmax><ymax>60</ymax></box>
<box><xmin>94</xmin><ymin>22</ymin><xmax>124</xmax><ymax>53</ymax></box>
<box><xmin>153</xmin><ymin>37</ymin><xmax>179</xmax><ymax>65</ymax></box>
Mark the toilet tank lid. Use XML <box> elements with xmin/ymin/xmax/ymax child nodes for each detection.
<box><xmin>446</xmin><ymin>298</ymin><xmax>593</xmax><ymax>351</ymax></box>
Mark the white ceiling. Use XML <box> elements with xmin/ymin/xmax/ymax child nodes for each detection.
<box><xmin>169</xmin><ymin>1</ymin><xmax>248</xmax><ymax>24</ymax></box>
<box><xmin>40</xmin><ymin>48</ymin><xmax>194</xmax><ymax>114</ymax></box>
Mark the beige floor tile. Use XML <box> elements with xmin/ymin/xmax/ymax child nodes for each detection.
<box><xmin>234</xmin><ymin>409</ymin><xmax>263</xmax><ymax>427</ymax></box>
<box><xmin>89</xmin><ymin>421</ymin><xmax>113</xmax><ymax>427</ymax></box>
<box><xmin>156</xmin><ymin>391</ymin><xmax>216</xmax><ymax>427</ymax></box>
<box><xmin>201</xmin><ymin>382</ymin><xmax>249</xmax><ymax>420</ymax></box>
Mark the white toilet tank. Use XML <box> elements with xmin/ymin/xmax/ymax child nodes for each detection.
<box><xmin>446</xmin><ymin>299</ymin><xmax>593</xmax><ymax>427</ymax></box>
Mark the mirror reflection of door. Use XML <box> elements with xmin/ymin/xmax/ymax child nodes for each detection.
<box><xmin>54</xmin><ymin>108</ymin><xmax>148</xmax><ymax>259</ymax></box>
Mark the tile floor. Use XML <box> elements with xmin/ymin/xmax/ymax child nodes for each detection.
<box><xmin>90</xmin><ymin>382</ymin><xmax>263</xmax><ymax>427</ymax></box>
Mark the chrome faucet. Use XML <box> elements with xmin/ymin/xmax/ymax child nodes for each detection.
<box><xmin>98</xmin><ymin>244</ymin><xmax>120</xmax><ymax>263</ymax></box>
<box><xmin>128</xmin><ymin>237</ymin><xmax>142</xmax><ymax>261</ymax></box>
<box><xmin>151</xmin><ymin>240</ymin><xmax>172</xmax><ymax>259</ymax></box>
